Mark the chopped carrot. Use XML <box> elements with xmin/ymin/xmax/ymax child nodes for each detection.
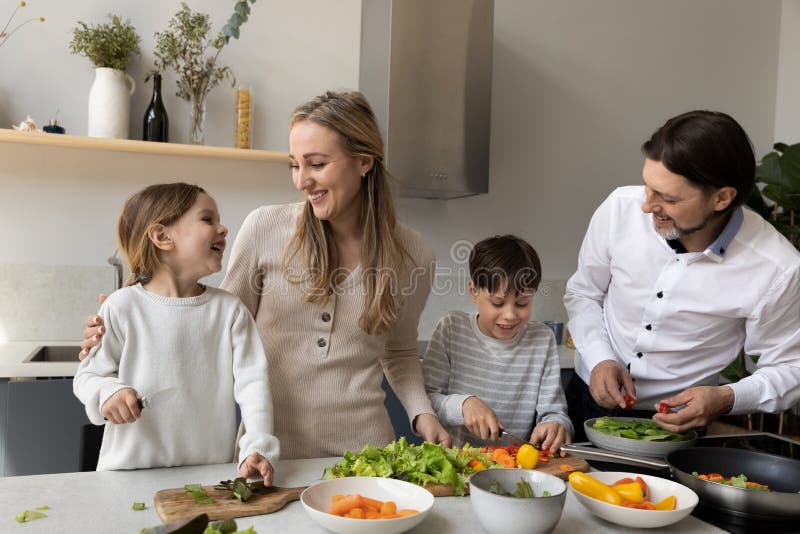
<box><xmin>329</xmin><ymin>493</ymin><xmax>363</xmax><ymax>515</ymax></box>
<box><xmin>380</xmin><ymin>501</ymin><xmax>397</xmax><ymax>516</ymax></box>
<box><xmin>559</xmin><ymin>464</ymin><xmax>576</xmax><ymax>472</ymax></box>
<box><xmin>345</xmin><ymin>507</ymin><xmax>366</xmax><ymax>519</ymax></box>
<box><xmin>328</xmin><ymin>494</ymin><xmax>419</xmax><ymax>520</ymax></box>
<box><xmin>500</xmin><ymin>455</ymin><xmax>516</xmax><ymax>468</ymax></box>
<box><xmin>492</xmin><ymin>448</ymin><xmax>510</xmax><ymax>461</ymax></box>
<box><xmin>538</xmin><ymin>456</ymin><xmax>549</xmax><ymax>463</ymax></box>
<box><xmin>360</xmin><ymin>496</ymin><xmax>384</xmax><ymax>512</ymax></box>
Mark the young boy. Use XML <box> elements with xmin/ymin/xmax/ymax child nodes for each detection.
<box><xmin>423</xmin><ymin>235</ymin><xmax>573</xmax><ymax>452</ymax></box>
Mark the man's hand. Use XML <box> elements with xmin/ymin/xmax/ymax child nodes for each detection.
<box><xmin>589</xmin><ymin>360</ymin><xmax>636</xmax><ymax>409</ymax></box>
<box><xmin>530</xmin><ymin>421</ymin><xmax>572</xmax><ymax>456</ymax></box>
<box><xmin>413</xmin><ymin>413</ymin><xmax>452</xmax><ymax>447</ymax></box>
<box><xmin>239</xmin><ymin>453</ymin><xmax>274</xmax><ymax>487</ymax></box>
<box><xmin>462</xmin><ymin>396</ymin><xmax>502</xmax><ymax>441</ymax></box>
<box><xmin>101</xmin><ymin>387</ymin><xmax>141</xmax><ymax>424</ymax></box>
<box><xmin>652</xmin><ymin>385</ymin><xmax>734</xmax><ymax>433</ymax></box>
<box><xmin>79</xmin><ymin>294</ymin><xmax>107</xmax><ymax>360</ymax></box>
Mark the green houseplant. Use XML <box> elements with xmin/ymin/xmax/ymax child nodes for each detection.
<box><xmin>69</xmin><ymin>14</ymin><xmax>141</xmax><ymax>71</ymax></box>
<box><xmin>70</xmin><ymin>14</ymin><xmax>141</xmax><ymax>139</ymax></box>
<box><xmin>150</xmin><ymin>1</ymin><xmax>256</xmax><ymax>144</ymax></box>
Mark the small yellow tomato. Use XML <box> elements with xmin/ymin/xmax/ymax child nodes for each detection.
<box><xmin>515</xmin><ymin>444</ymin><xmax>540</xmax><ymax>469</ymax></box>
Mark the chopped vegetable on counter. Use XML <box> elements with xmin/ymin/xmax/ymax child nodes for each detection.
<box><xmin>184</xmin><ymin>484</ymin><xmax>215</xmax><ymax>504</ymax></box>
<box><xmin>34</xmin><ymin>505</ymin><xmax>49</xmax><ymax>510</ymax></box>
<box><xmin>591</xmin><ymin>416</ymin><xmax>693</xmax><ymax>442</ymax></box>
<box><xmin>132</xmin><ymin>502</ymin><xmax>147</xmax><ymax>511</ymax></box>
<box><xmin>15</xmin><ymin>509</ymin><xmax>47</xmax><ymax>523</ymax></box>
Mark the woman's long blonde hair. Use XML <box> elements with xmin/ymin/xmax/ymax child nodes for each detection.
<box><xmin>117</xmin><ymin>183</ymin><xmax>204</xmax><ymax>286</ymax></box>
<box><xmin>283</xmin><ymin>91</ymin><xmax>407</xmax><ymax>336</ymax></box>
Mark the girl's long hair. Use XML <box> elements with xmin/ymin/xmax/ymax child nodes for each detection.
<box><xmin>117</xmin><ymin>183</ymin><xmax>204</xmax><ymax>286</ymax></box>
<box><xmin>283</xmin><ymin>91</ymin><xmax>407</xmax><ymax>336</ymax></box>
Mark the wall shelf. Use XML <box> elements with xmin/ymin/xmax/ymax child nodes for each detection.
<box><xmin>0</xmin><ymin>128</ymin><xmax>289</xmax><ymax>163</ymax></box>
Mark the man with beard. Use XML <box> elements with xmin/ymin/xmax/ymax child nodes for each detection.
<box><xmin>564</xmin><ymin>110</ymin><xmax>800</xmax><ymax>440</ymax></box>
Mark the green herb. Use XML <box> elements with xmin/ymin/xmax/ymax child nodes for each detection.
<box><xmin>487</xmin><ymin>477</ymin><xmax>536</xmax><ymax>498</ymax></box>
<box><xmin>542</xmin><ymin>490</ymin><xmax>551</xmax><ymax>497</ymax></box>
<box><xmin>203</xmin><ymin>518</ymin><xmax>239</xmax><ymax>534</ymax></box>
<box><xmin>591</xmin><ymin>417</ymin><xmax>693</xmax><ymax>442</ymax></box>
<box><xmin>149</xmin><ymin>1</ymin><xmax>256</xmax><ymax>102</ymax></box>
<box><xmin>132</xmin><ymin>502</ymin><xmax>146</xmax><ymax>511</ymax></box>
<box><xmin>15</xmin><ymin>509</ymin><xmax>47</xmax><ymax>523</ymax></box>
<box><xmin>184</xmin><ymin>484</ymin><xmax>215</xmax><ymax>505</ymax></box>
<box><xmin>35</xmin><ymin>505</ymin><xmax>49</xmax><ymax>510</ymax></box>
<box><xmin>69</xmin><ymin>14</ymin><xmax>141</xmax><ymax>70</ymax></box>
<box><xmin>324</xmin><ymin>437</ymin><xmax>487</xmax><ymax>496</ymax></box>
<box><xmin>214</xmin><ymin>478</ymin><xmax>262</xmax><ymax>502</ymax></box>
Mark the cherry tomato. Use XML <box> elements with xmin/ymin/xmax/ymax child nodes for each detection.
<box><xmin>657</xmin><ymin>402</ymin><xmax>672</xmax><ymax>414</ymax></box>
<box><xmin>623</xmin><ymin>394</ymin><xmax>636</xmax><ymax>410</ymax></box>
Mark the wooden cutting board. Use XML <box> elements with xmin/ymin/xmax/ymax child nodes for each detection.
<box><xmin>424</xmin><ymin>454</ymin><xmax>589</xmax><ymax>496</ymax></box>
<box><xmin>154</xmin><ymin>485</ymin><xmax>307</xmax><ymax>522</ymax></box>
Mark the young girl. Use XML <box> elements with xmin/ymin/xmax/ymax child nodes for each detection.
<box><xmin>73</xmin><ymin>183</ymin><xmax>279</xmax><ymax>483</ymax></box>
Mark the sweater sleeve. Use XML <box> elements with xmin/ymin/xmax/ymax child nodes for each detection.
<box><xmin>381</xmin><ymin>239</ymin><xmax>436</xmax><ymax>427</ymax></box>
<box><xmin>422</xmin><ymin>315</ymin><xmax>469</xmax><ymax>425</ymax></box>
<box><xmin>534</xmin><ymin>333</ymin><xmax>574</xmax><ymax>437</ymax></box>
<box><xmin>231</xmin><ymin>303</ymin><xmax>280</xmax><ymax>467</ymax></box>
<box><xmin>72</xmin><ymin>300</ymin><xmax>129</xmax><ymax>425</ymax></box>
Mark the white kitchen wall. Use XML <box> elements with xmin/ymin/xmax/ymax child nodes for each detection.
<box><xmin>775</xmin><ymin>0</ymin><xmax>800</xmax><ymax>142</ymax></box>
<box><xmin>0</xmin><ymin>0</ymin><xmax>788</xmax><ymax>340</ymax></box>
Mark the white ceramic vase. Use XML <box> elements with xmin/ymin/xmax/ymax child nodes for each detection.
<box><xmin>87</xmin><ymin>67</ymin><xmax>136</xmax><ymax>139</ymax></box>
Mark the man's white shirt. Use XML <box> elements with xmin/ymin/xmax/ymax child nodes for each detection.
<box><xmin>565</xmin><ymin>186</ymin><xmax>800</xmax><ymax>413</ymax></box>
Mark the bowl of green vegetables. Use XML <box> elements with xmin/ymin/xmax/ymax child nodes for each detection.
<box><xmin>584</xmin><ymin>417</ymin><xmax>697</xmax><ymax>457</ymax></box>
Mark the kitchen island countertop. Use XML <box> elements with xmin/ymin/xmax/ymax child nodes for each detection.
<box><xmin>0</xmin><ymin>341</ymin><xmax>80</xmax><ymax>378</ymax></box>
<box><xmin>0</xmin><ymin>457</ymin><xmax>722</xmax><ymax>533</ymax></box>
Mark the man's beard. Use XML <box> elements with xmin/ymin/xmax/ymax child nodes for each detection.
<box><xmin>654</xmin><ymin>210</ymin><xmax>717</xmax><ymax>240</ymax></box>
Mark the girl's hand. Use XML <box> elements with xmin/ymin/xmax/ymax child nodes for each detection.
<box><xmin>239</xmin><ymin>453</ymin><xmax>274</xmax><ymax>487</ymax></box>
<box><xmin>530</xmin><ymin>421</ymin><xmax>571</xmax><ymax>456</ymax></box>
<box><xmin>79</xmin><ymin>294</ymin><xmax>107</xmax><ymax>360</ymax></box>
<box><xmin>462</xmin><ymin>396</ymin><xmax>502</xmax><ymax>441</ymax></box>
<box><xmin>101</xmin><ymin>387</ymin><xmax>141</xmax><ymax>424</ymax></box>
<box><xmin>413</xmin><ymin>413</ymin><xmax>452</xmax><ymax>447</ymax></box>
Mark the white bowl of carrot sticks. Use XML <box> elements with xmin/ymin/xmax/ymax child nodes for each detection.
<box><xmin>300</xmin><ymin>476</ymin><xmax>435</xmax><ymax>534</ymax></box>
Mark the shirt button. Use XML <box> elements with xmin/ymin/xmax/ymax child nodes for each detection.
<box><xmin>321</xmin><ymin>312</ymin><xmax>331</xmax><ymax>322</ymax></box>
<box><xmin>317</xmin><ymin>338</ymin><xmax>327</xmax><ymax>348</ymax></box>
<box><xmin>636</xmin><ymin>352</ymin><xmax>643</xmax><ymax>358</ymax></box>
<box><xmin>656</xmin><ymin>291</ymin><xmax>663</xmax><ymax>298</ymax></box>
<box><xmin>645</xmin><ymin>324</ymin><xmax>652</xmax><ymax>331</ymax></box>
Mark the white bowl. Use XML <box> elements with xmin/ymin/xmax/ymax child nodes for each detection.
<box><xmin>469</xmin><ymin>468</ymin><xmax>567</xmax><ymax>534</ymax></box>
<box><xmin>584</xmin><ymin>417</ymin><xmax>697</xmax><ymax>457</ymax></box>
<box><xmin>570</xmin><ymin>471</ymin><xmax>698</xmax><ymax>528</ymax></box>
<box><xmin>300</xmin><ymin>476</ymin><xmax>434</xmax><ymax>534</ymax></box>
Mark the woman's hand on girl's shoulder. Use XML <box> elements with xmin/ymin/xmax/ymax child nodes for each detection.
<box><xmin>79</xmin><ymin>294</ymin><xmax>107</xmax><ymax>360</ymax></box>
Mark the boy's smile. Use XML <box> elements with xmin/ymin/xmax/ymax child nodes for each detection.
<box><xmin>469</xmin><ymin>281</ymin><xmax>534</xmax><ymax>340</ymax></box>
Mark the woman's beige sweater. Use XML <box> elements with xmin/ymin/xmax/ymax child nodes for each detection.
<box><xmin>221</xmin><ymin>202</ymin><xmax>436</xmax><ymax>459</ymax></box>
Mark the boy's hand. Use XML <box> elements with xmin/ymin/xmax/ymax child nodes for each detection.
<box><xmin>413</xmin><ymin>413</ymin><xmax>452</xmax><ymax>447</ymax></box>
<box><xmin>239</xmin><ymin>453</ymin><xmax>274</xmax><ymax>487</ymax></box>
<box><xmin>462</xmin><ymin>396</ymin><xmax>502</xmax><ymax>441</ymax></box>
<box><xmin>530</xmin><ymin>421</ymin><xmax>571</xmax><ymax>456</ymax></box>
<box><xmin>101</xmin><ymin>387</ymin><xmax>141</xmax><ymax>424</ymax></box>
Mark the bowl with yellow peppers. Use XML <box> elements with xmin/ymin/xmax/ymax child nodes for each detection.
<box><xmin>568</xmin><ymin>471</ymin><xmax>698</xmax><ymax>528</ymax></box>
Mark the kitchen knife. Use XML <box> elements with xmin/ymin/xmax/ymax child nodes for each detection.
<box><xmin>498</xmin><ymin>429</ymin><xmax>539</xmax><ymax>449</ymax></box>
<box><xmin>138</xmin><ymin>387</ymin><xmax>179</xmax><ymax>411</ymax></box>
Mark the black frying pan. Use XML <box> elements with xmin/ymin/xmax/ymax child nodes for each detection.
<box><xmin>561</xmin><ymin>444</ymin><xmax>800</xmax><ymax>521</ymax></box>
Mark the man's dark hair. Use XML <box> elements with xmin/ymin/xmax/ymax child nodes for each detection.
<box><xmin>641</xmin><ymin>110</ymin><xmax>755</xmax><ymax>212</ymax></box>
<box><xmin>469</xmin><ymin>235</ymin><xmax>542</xmax><ymax>295</ymax></box>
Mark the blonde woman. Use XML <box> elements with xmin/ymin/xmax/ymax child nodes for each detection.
<box><xmin>81</xmin><ymin>91</ymin><xmax>451</xmax><ymax>458</ymax></box>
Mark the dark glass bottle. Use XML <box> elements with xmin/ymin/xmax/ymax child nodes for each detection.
<box><xmin>142</xmin><ymin>74</ymin><xmax>169</xmax><ymax>142</ymax></box>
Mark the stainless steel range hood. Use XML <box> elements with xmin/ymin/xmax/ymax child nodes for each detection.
<box><xmin>359</xmin><ymin>0</ymin><xmax>494</xmax><ymax>199</ymax></box>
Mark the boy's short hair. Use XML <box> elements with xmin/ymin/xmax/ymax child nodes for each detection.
<box><xmin>469</xmin><ymin>235</ymin><xmax>542</xmax><ymax>294</ymax></box>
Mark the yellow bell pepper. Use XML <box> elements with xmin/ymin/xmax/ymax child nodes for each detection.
<box><xmin>612</xmin><ymin>481</ymin><xmax>646</xmax><ymax>504</ymax></box>
<box><xmin>654</xmin><ymin>495</ymin><xmax>676</xmax><ymax>510</ymax></box>
<box><xmin>568</xmin><ymin>472</ymin><xmax>623</xmax><ymax>505</ymax></box>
